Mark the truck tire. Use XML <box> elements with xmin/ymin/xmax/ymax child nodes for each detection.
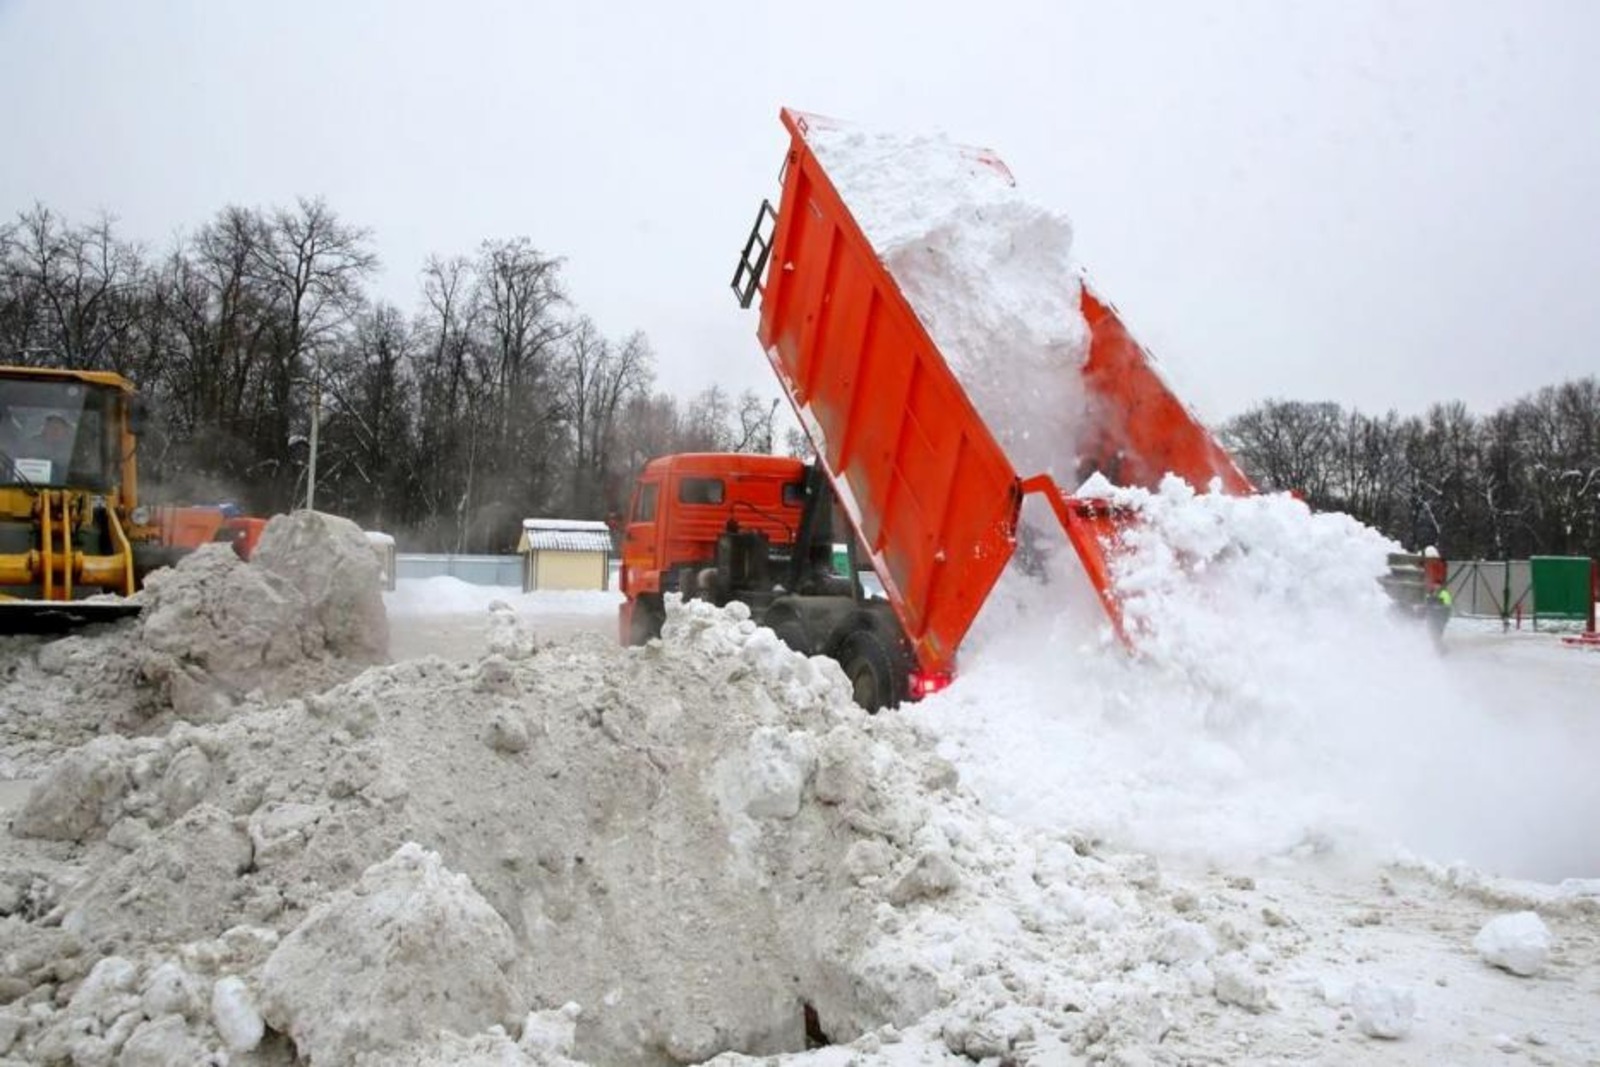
<box><xmin>627</xmin><ymin>597</ymin><xmax>664</xmax><ymax>645</ymax></box>
<box><xmin>838</xmin><ymin>630</ymin><xmax>900</xmax><ymax>712</ymax></box>
<box><xmin>768</xmin><ymin>615</ymin><xmax>812</xmax><ymax>656</ymax></box>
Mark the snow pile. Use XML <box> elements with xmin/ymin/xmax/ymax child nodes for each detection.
<box><xmin>259</xmin><ymin>843</ymin><xmax>522</xmax><ymax>1065</ymax></box>
<box><xmin>808</xmin><ymin>118</ymin><xmax>1094</xmax><ymax>483</ymax></box>
<box><xmin>2</xmin><ymin>596</ymin><xmax>1393</xmax><ymax>1066</ymax></box>
<box><xmin>4</xmin><ymin>593</ymin><xmax>1599</xmax><ymax>1063</ymax></box>
<box><xmin>0</xmin><ymin>510</ymin><xmax>385</xmax><ymax>777</ymax></box>
<box><xmin>1473</xmin><ymin>911</ymin><xmax>1553</xmax><ymax>977</ymax></box>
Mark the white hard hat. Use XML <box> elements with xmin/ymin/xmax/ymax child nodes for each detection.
<box><xmin>1423</xmin><ymin>545</ymin><xmax>1440</xmax><ymax>559</ymax></box>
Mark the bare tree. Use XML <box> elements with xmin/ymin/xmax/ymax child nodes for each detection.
<box><xmin>560</xmin><ymin>318</ymin><xmax>652</xmax><ymax>517</ymax></box>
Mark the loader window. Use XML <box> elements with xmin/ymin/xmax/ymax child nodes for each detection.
<box><xmin>678</xmin><ymin>477</ymin><xmax>725</xmax><ymax>506</ymax></box>
<box><xmin>782</xmin><ymin>481</ymin><xmax>805</xmax><ymax>508</ymax></box>
<box><xmin>0</xmin><ymin>378</ymin><xmax>116</xmax><ymax>490</ymax></box>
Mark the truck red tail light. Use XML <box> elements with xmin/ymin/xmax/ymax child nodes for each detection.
<box><xmin>908</xmin><ymin>670</ymin><xmax>953</xmax><ymax>700</ymax></box>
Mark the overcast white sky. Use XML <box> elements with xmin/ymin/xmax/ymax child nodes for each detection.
<box><xmin>2</xmin><ymin>0</ymin><xmax>1596</xmax><ymax>422</ymax></box>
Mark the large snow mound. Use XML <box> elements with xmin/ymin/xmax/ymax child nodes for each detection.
<box><xmin>2</xmin><ymin>596</ymin><xmax>1597</xmax><ymax>1064</ymax></box>
<box><xmin>0</xmin><ymin>509</ymin><xmax>386</xmax><ymax>778</ymax></box>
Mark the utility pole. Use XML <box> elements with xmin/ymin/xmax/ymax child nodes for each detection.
<box><xmin>305</xmin><ymin>372</ymin><xmax>321</xmax><ymax>512</ymax></box>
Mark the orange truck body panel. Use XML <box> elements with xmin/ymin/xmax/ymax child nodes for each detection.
<box><xmin>152</xmin><ymin>506</ymin><xmax>268</xmax><ymax>560</ymax></box>
<box><xmin>755</xmin><ymin>108</ymin><xmax>1251</xmax><ymax>671</ymax></box>
<box><xmin>155</xmin><ymin>506</ymin><xmax>228</xmax><ymax>550</ymax></box>
<box><xmin>216</xmin><ymin>516</ymin><xmax>268</xmax><ymax>560</ymax></box>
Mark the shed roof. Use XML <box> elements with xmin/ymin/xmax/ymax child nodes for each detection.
<box><xmin>517</xmin><ymin>517</ymin><xmax>613</xmax><ymax>554</ymax></box>
<box><xmin>525</xmin><ymin>530</ymin><xmax>612</xmax><ymax>553</ymax></box>
<box><xmin>522</xmin><ymin>518</ymin><xmax>610</xmax><ymax>532</ymax></box>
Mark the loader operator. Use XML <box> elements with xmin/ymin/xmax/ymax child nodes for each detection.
<box><xmin>30</xmin><ymin>413</ymin><xmax>75</xmax><ymax>476</ymax></box>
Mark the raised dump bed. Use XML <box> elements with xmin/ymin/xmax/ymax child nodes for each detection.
<box><xmin>739</xmin><ymin>108</ymin><xmax>1251</xmax><ymax>670</ymax></box>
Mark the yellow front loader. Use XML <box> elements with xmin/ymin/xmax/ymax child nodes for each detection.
<box><xmin>0</xmin><ymin>366</ymin><xmax>168</xmax><ymax>632</ymax></box>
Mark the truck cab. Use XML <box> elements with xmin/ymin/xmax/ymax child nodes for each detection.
<box><xmin>619</xmin><ymin>452</ymin><xmax>934</xmax><ymax>711</ymax></box>
<box><xmin>619</xmin><ymin>452</ymin><xmax>807</xmax><ymax>642</ymax></box>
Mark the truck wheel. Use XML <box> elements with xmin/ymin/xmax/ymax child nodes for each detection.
<box><xmin>769</xmin><ymin>616</ymin><xmax>811</xmax><ymax>655</ymax></box>
<box><xmin>838</xmin><ymin>630</ymin><xmax>898</xmax><ymax>712</ymax></box>
<box><xmin>628</xmin><ymin>598</ymin><xmax>664</xmax><ymax>645</ymax></box>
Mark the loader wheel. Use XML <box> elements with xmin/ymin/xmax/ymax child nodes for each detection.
<box><xmin>838</xmin><ymin>630</ymin><xmax>898</xmax><ymax>713</ymax></box>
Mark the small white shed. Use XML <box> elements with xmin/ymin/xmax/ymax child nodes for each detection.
<box><xmin>517</xmin><ymin>518</ymin><xmax>613</xmax><ymax>592</ymax></box>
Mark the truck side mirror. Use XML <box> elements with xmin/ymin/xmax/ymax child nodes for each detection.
<box><xmin>128</xmin><ymin>396</ymin><xmax>149</xmax><ymax>436</ymax></box>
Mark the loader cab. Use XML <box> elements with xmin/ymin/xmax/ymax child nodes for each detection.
<box><xmin>0</xmin><ymin>367</ymin><xmax>148</xmax><ymax>621</ymax></box>
<box><xmin>0</xmin><ymin>374</ymin><xmax>122</xmax><ymax>493</ymax></box>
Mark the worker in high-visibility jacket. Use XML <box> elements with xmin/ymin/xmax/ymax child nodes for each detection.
<box><xmin>1426</xmin><ymin>584</ymin><xmax>1453</xmax><ymax>647</ymax></box>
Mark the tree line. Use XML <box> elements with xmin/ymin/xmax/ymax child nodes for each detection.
<box><xmin>0</xmin><ymin>201</ymin><xmax>781</xmax><ymax>551</ymax></box>
<box><xmin>5</xmin><ymin>201</ymin><xmax>1595</xmax><ymax>562</ymax></box>
<box><xmin>1220</xmin><ymin>382</ymin><xmax>1600</xmax><ymax>562</ymax></box>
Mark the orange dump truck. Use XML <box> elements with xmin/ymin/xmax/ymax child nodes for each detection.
<box><xmin>620</xmin><ymin>108</ymin><xmax>1251</xmax><ymax>708</ymax></box>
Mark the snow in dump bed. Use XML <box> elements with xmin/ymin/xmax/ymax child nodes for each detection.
<box><xmin>805</xmin><ymin>117</ymin><xmax>1094</xmax><ymax>483</ymax></box>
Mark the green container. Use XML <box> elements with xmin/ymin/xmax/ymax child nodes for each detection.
<box><xmin>1530</xmin><ymin>556</ymin><xmax>1593</xmax><ymax>628</ymax></box>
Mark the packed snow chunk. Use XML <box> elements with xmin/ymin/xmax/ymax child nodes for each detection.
<box><xmin>117</xmin><ymin>1013</ymin><xmax>209</xmax><ymax>1067</ymax></box>
<box><xmin>887</xmin><ymin>849</ymin><xmax>962</xmax><ymax>906</ymax></box>
<box><xmin>259</xmin><ymin>842</ymin><xmax>520</xmax><ymax>1066</ymax></box>
<box><xmin>1212</xmin><ymin>952</ymin><xmax>1271</xmax><ymax>1013</ymax></box>
<box><xmin>1153</xmin><ymin>919</ymin><xmax>1217</xmax><ymax>966</ymax></box>
<box><xmin>66</xmin><ymin>955</ymin><xmax>139</xmax><ymax>1025</ymax></box>
<box><xmin>1351</xmin><ymin>981</ymin><xmax>1415</xmax><ymax>1039</ymax></box>
<box><xmin>486</xmin><ymin>599</ymin><xmax>539</xmax><ymax>660</ymax></box>
<box><xmin>139</xmin><ymin>542</ymin><xmax>315</xmax><ymax>679</ymax></box>
<box><xmin>140</xmin><ymin>960</ymin><xmax>207</xmax><ymax>1020</ymax></box>
<box><xmin>10</xmin><ymin>735</ymin><xmax>131</xmax><ymax>841</ymax></box>
<box><xmin>59</xmin><ymin>804</ymin><xmax>253</xmax><ymax>947</ymax></box>
<box><xmin>715</xmin><ymin>726</ymin><xmax>817</xmax><ymax>820</ymax></box>
<box><xmin>252</xmin><ymin>509</ymin><xmax>389</xmax><ymax>661</ymax></box>
<box><xmin>1474</xmin><ymin>911</ymin><xmax>1553</xmax><ymax>977</ymax></box>
<box><xmin>211</xmin><ymin>974</ymin><xmax>265</xmax><ymax>1052</ymax></box>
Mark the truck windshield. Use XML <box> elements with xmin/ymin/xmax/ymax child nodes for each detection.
<box><xmin>0</xmin><ymin>378</ymin><xmax>115</xmax><ymax>491</ymax></box>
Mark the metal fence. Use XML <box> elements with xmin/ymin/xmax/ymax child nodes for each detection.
<box><xmin>1444</xmin><ymin>560</ymin><xmax>1533</xmax><ymax>619</ymax></box>
<box><xmin>395</xmin><ymin>553</ymin><xmax>522</xmax><ymax>587</ymax></box>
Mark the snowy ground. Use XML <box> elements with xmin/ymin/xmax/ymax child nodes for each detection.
<box><xmin>385</xmin><ymin>577</ymin><xmax>620</xmax><ymax>660</ymax></box>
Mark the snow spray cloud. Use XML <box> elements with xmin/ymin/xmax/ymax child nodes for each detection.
<box><xmin>923</xmin><ymin>479</ymin><xmax>1600</xmax><ymax>881</ymax></box>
